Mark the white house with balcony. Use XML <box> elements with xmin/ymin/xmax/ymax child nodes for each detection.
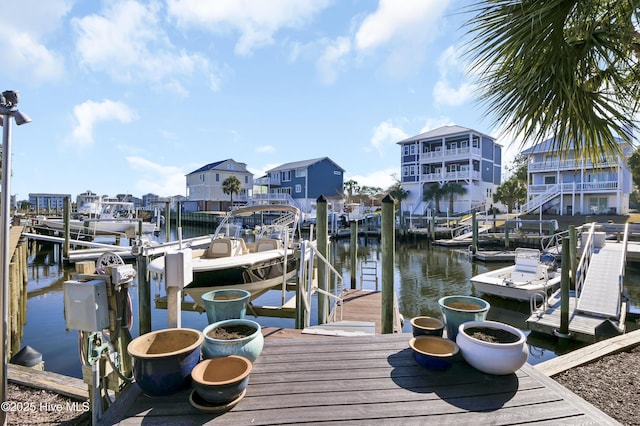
<box><xmin>397</xmin><ymin>125</ymin><xmax>502</xmax><ymax>215</ymax></box>
<box><xmin>519</xmin><ymin>137</ymin><xmax>633</xmax><ymax>216</ymax></box>
<box><xmin>184</xmin><ymin>159</ymin><xmax>253</xmax><ymax>212</ymax></box>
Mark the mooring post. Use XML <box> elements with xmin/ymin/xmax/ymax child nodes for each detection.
<box><xmin>350</xmin><ymin>220</ymin><xmax>358</xmax><ymax>289</ymax></box>
<box><xmin>569</xmin><ymin>225</ymin><xmax>577</xmax><ymax>287</ymax></box>
<box><xmin>505</xmin><ymin>223</ymin><xmax>510</xmax><ymax>250</ymax></box>
<box><xmin>558</xmin><ymin>237</ymin><xmax>571</xmax><ymax>337</ymax></box>
<box><xmin>471</xmin><ymin>211</ymin><xmax>478</xmax><ymax>252</ymax></box>
<box><xmin>137</xmin><ymin>255</ymin><xmax>151</xmax><ymax>335</ymax></box>
<box><xmin>63</xmin><ymin>196</ymin><xmax>71</xmax><ymax>260</ymax></box>
<box><xmin>381</xmin><ymin>195</ymin><xmax>395</xmax><ymax>334</ymax></box>
<box><xmin>165</xmin><ymin>201</ymin><xmax>171</xmax><ymax>243</ymax></box>
<box><xmin>316</xmin><ymin>195</ymin><xmax>329</xmax><ymax>325</ymax></box>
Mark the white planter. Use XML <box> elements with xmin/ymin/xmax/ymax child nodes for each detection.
<box><xmin>456</xmin><ymin>320</ymin><xmax>528</xmax><ymax>375</ymax></box>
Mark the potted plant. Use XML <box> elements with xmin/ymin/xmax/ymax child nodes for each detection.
<box><xmin>201</xmin><ymin>288</ymin><xmax>251</xmax><ymax>324</ymax></box>
<box><xmin>437</xmin><ymin>295</ymin><xmax>490</xmax><ymax>340</ymax></box>
<box><xmin>456</xmin><ymin>320</ymin><xmax>528</xmax><ymax>375</ymax></box>
<box><xmin>202</xmin><ymin>318</ymin><xmax>264</xmax><ymax>362</ymax></box>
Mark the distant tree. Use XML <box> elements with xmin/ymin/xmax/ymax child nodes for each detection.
<box><xmin>222</xmin><ymin>176</ymin><xmax>242</xmax><ymax>208</ymax></box>
<box><xmin>627</xmin><ymin>149</ymin><xmax>640</xmax><ymax>187</ymax></box>
<box><xmin>493</xmin><ymin>179</ymin><xmax>527</xmax><ymax>213</ymax></box>
<box><xmin>422</xmin><ymin>183</ymin><xmax>446</xmax><ymax>214</ymax></box>
<box><xmin>506</xmin><ymin>154</ymin><xmax>529</xmax><ymax>183</ymax></box>
<box><xmin>343</xmin><ymin>179</ymin><xmax>360</xmax><ymax>203</ymax></box>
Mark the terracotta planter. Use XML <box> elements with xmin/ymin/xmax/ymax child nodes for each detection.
<box><xmin>438</xmin><ymin>295</ymin><xmax>490</xmax><ymax>340</ymax></box>
<box><xmin>191</xmin><ymin>355</ymin><xmax>252</xmax><ymax>405</ymax></box>
<box><xmin>127</xmin><ymin>328</ymin><xmax>204</xmax><ymax>397</ymax></box>
<box><xmin>410</xmin><ymin>316</ymin><xmax>444</xmax><ymax>337</ymax></box>
<box><xmin>202</xmin><ymin>288</ymin><xmax>251</xmax><ymax>324</ymax></box>
<box><xmin>456</xmin><ymin>320</ymin><xmax>528</xmax><ymax>375</ymax></box>
<box><xmin>202</xmin><ymin>319</ymin><xmax>264</xmax><ymax>362</ymax></box>
<box><xmin>409</xmin><ymin>336</ymin><xmax>459</xmax><ymax>370</ymax></box>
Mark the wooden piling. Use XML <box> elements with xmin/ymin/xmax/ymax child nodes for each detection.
<box><xmin>316</xmin><ymin>196</ymin><xmax>328</xmax><ymax>325</ymax></box>
<box><xmin>558</xmin><ymin>237</ymin><xmax>571</xmax><ymax>337</ymax></box>
<box><xmin>350</xmin><ymin>221</ymin><xmax>357</xmax><ymax>289</ymax></box>
<box><xmin>381</xmin><ymin>195</ymin><xmax>394</xmax><ymax>334</ymax></box>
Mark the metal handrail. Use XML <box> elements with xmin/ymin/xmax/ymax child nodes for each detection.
<box><xmin>574</xmin><ymin>223</ymin><xmax>596</xmax><ymax>295</ymax></box>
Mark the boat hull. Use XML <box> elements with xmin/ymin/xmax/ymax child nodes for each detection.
<box><xmin>471</xmin><ymin>266</ymin><xmax>561</xmax><ymax>301</ymax></box>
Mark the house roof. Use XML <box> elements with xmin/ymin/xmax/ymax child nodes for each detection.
<box><xmin>396</xmin><ymin>125</ymin><xmax>496</xmax><ymax>144</ymax></box>
<box><xmin>267</xmin><ymin>157</ymin><xmax>345</xmax><ymax>173</ymax></box>
<box><xmin>520</xmin><ymin>136</ymin><xmax>627</xmax><ymax>155</ymax></box>
<box><xmin>186</xmin><ymin>159</ymin><xmax>249</xmax><ymax>175</ymax></box>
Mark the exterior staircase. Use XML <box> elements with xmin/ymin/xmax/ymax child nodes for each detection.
<box><xmin>519</xmin><ymin>184</ymin><xmax>560</xmax><ymax>215</ymax></box>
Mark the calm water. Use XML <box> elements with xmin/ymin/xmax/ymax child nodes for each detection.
<box><xmin>20</xmin><ymin>228</ymin><xmax>640</xmax><ymax>378</ymax></box>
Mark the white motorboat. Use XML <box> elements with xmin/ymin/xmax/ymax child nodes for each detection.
<box><xmin>147</xmin><ymin>204</ymin><xmax>301</xmax><ymax>308</ymax></box>
<box><xmin>471</xmin><ymin>248</ymin><xmax>561</xmax><ymax>301</ymax></box>
<box><xmin>37</xmin><ymin>201</ymin><xmax>157</xmax><ymax>236</ymax></box>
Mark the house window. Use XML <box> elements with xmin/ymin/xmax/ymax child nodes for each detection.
<box><xmin>403</xmin><ymin>166</ymin><xmax>409</xmax><ymax>176</ymax></box>
<box><xmin>544</xmin><ymin>176</ymin><xmax>556</xmax><ymax>184</ymax></box>
<box><xmin>245</xmin><ymin>176</ymin><xmax>248</xmax><ymax>183</ymax></box>
<box><xmin>409</xmin><ymin>165</ymin><xmax>415</xmax><ymax>176</ymax></box>
<box><xmin>403</xmin><ymin>145</ymin><xmax>409</xmax><ymax>155</ymax></box>
<box><xmin>282</xmin><ymin>171</ymin><xmax>291</xmax><ymax>181</ymax></box>
<box><xmin>410</xmin><ymin>145</ymin><xmax>416</xmax><ymax>155</ymax></box>
<box><xmin>295</xmin><ymin>184</ymin><xmax>302</xmax><ymax>193</ymax></box>
<box><xmin>295</xmin><ymin>169</ymin><xmax>306</xmax><ymax>177</ymax></box>
<box><xmin>216</xmin><ymin>173</ymin><xmax>220</xmax><ymax>182</ymax></box>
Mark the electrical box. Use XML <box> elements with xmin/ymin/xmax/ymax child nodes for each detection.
<box><xmin>165</xmin><ymin>248</ymin><xmax>193</xmax><ymax>288</ymax></box>
<box><xmin>110</xmin><ymin>264</ymin><xmax>136</xmax><ymax>285</ymax></box>
<box><xmin>63</xmin><ymin>279</ymin><xmax>110</xmax><ymax>332</ymax></box>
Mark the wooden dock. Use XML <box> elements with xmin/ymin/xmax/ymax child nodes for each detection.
<box><xmin>98</xmin><ymin>333</ymin><xmax>621</xmax><ymax>425</ymax></box>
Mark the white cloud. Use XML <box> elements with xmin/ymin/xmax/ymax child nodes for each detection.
<box><xmin>167</xmin><ymin>0</ymin><xmax>330</xmax><ymax>56</ymax></box>
<box><xmin>126</xmin><ymin>156</ymin><xmax>186</xmax><ymax>196</ymax></box>
<box><xmin>317</xmin><ymin>37</ymin><xmax>351</xmax><ymax>85</ymax></box>
<box><xmin>419</xmin><ymin>117</ymin><xmax>456</xmax><ymax>134</ymax></box>
<box><xmin>347</xmin><ymin>168</ymin><xmax>397</xmax><ymax>191</ymax></box>
<box><xmin>73</xmin><ymin>0</ymin><xmax>211</xmax><ymax>88</ymax></box>
<box><xmin>369</xmin><ymin>120</ymin><xmax>408</xmax><ymax>156</ymax></box>
<box><xmin>353</xmin><ymin>0</ymin><xmax>450</xmax><ymax>75</ymax></box>
<box><xmin>256</xmin><ymin>145</ymin><xmax>276</xmax><ymax>153</ymax></box>
<box><xmin>0</xmin><ymin>0</ymin><xmax>70</xmax><ymax>82</ymax></box>
<box><xmin>433</xmin><ymin>45</ymin><xmax>476</xmax><ymax>107</ymax></box>
<box><xmin>69</xmin><ymin>100</ymin><xmax>137</xmax><ymax>146</ymax></box>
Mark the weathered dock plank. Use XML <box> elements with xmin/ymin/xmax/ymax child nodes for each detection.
<box><xmin>535</xmin><ymin>328</ymin><xmax>640</xmax><ymax>376</ymax></box>
<box><xmin>99</xmin><ymin>333</ymin><xmax>621</xmax><ymax>425</ymax></box>
<box><xmin>8</xmin><ymin>363</ymin><xmax>88</xmax><ymax>401</ymax></box>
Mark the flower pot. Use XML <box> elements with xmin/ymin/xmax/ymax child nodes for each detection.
<box><xmin>409</xmin><ymin>336</ymin><xmax>459</xmax><ymax>370</ymax></box>
<box><xmin>438</xmin><ymin>295</ymin><xmax>490</xmax><ymax>340</ymax></box>
<box><xmin>410</xmin><ymin>316</ymin><xmax>444</xmax><ymax>337</ymax></box>
<box><xmin>202</xmin><ymin>319</ymin><xmax>264</xmax><ymax>362</ymax></box>
<box><xmin>456</xmin><ymin>320</ymin><xmax>528</xmax><ymax>375</ymax></box>
<box><xmin>127</xmin><ymin>328</ymin><xmax>204</xmax><ymax>397</ymax></box>
<box><xmin>191</xmin><ymin>355</ymin><xmax>252</xmax><ymax>405</ymax></box>
<box><xmin>202</xmin><ymin>288</ymin><xmax>251</xmax><ymax>324</ymax></box>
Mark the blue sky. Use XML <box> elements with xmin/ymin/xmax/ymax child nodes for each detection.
<box><xmin>1</xmin><ymin>0</ymin><xmax>520</xmax><ymax>200</ymax></box>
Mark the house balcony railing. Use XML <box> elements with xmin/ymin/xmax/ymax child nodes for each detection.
<box><xmin>418</xmin><ymin>146</ymin><xmax>481</xmax><ymax>161</ymax></box>
<box><xmin>529</xmin><ymin>181</ymin><xmax>619</xmax><ymax>194</ymax></box>
<box><xmin>528</xmin><ymin>158</ymin><xmax>618</xmax><ymax>172</ymax></box>
<box><xmin>420</xmin><ymin>170</ymin><xmax>481</xmax><ymax>183</ymax></box>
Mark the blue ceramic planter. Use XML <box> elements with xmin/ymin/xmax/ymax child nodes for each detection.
<box><xmin>202</xmin><ymin>289</ymin><xmax>251</xmax><ymax>324</ymax></box>
<box><xmin>202</xmin><ymin>319</ymin><xmax>264</xmax><ymax>362</ymax></box>
<box><xmin>191</xmin><ymin>355</ymin><xmax>252</xmax><ymax>405</ymax></box>
<box><xmin>127</xmin><ymin>328</ymin><xmax>204</xmax><ymax>397</ymax></box>
<box><xmin>409</xmin><ymin>336</ymin><xmax>459</xmax><ymax>370</ymax></box>
<box><xmin>438</xmin><ymin>295</ymin><xmax>490</xmax><ymax>341</ymax></box>
<box><xmin>410</xmin><ymin>316</ymin><xmax>445</xmax><ymax>337</ymax></box>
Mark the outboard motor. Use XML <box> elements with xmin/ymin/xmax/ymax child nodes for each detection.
<box><xmin>540</xmin><ymin>253</ymin><xmax>557</xmax><ymax>271</ymax></box>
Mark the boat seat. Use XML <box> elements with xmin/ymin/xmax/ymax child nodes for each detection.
<box><xmin>203</xmin><ymin>238</ymin><xmax>244</xmax><ymax>259</ymax></box>
<box><xmin>255</xmin><ymin>238</ymin><xmax>283</xmax><ymax>252</ymax></box>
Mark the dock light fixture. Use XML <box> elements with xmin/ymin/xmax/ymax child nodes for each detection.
<box><xmin>0</xmin><ymin>90</ymin><xmax>31</xmax><ymax>424</ymax></box>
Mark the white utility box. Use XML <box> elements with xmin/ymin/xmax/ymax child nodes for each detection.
<box><xmin>165</xmin><ymin>248</ymin><xmax>193</xmax><ymax>288</ymax></box>
<box><xmin>63</xmin><ymin>279</ymin><xmax>110</xmax><ymax>332</ymax></box>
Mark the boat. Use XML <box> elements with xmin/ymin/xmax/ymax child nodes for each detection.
<box><xmin>470</xmin><ymin>248</ymin><xmax>561</xmax><ymax>301</ymax></box>
<box><xmin>37</xmin><ymin>200</ymin><xmax>157</xmax><ymax>236</ymax></box>
<box><xmin>148</xmin><ymin>204</ymin><xmax>302</xmax><ymax>308</ymax></box>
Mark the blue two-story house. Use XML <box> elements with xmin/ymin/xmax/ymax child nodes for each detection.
<box><xmin>257</xmin><ymin>157</ymin><xmax>345</xmax><ymax>214</ymax></box>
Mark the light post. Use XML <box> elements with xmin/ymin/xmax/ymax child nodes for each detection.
<box><xmin>0</xmin><ymin>90</ymin><xmax>31</xmax><ymax>424</ymax></box>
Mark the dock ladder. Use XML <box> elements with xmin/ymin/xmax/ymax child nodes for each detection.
<box><xmin>360</xmin><ymin>260</ymin><xmax>379</xmax><ymax>290</ymax></box>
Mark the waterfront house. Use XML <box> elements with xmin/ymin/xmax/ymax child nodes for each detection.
<box><xmin>185</xmin><ymin>159</ymin><xmax>253</xmax><ymax>212</ymax></box>
<box><xmin>258</xmin><ymin>157</ymin><xmax>345</xmax><ymax>215</ymax></box>
<box><xmin>520</xmin><ymin>137</ymin><xmax>633</xmax><ymax>215</ymax></box>
<box><xmin>28</xmin><ymin>193</ymin><xmax>72</xmax><ymax>213</ymax></box>
<box><xmin>397</xmin><ymin>125</ymin><xmax>502</xmax><ymax>215</ymax></box>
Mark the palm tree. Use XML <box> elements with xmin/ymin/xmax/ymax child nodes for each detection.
<box><xmin>422</xmin><ymin>183</ymin><xmax>446</xmax><ymax>214</ymax></box>
<box><xmin>343</xmin><ymin>179</ymin><xmax>360</xmax><ymax>204</ymax></box>
<box><xmin>387</xmin><ymin>175</ymin><xmax>410</xmax><ymax>222</ymax></box>
<box><xmin>493</xmin><ymin>179</ymin><xmax>527</xmax><ymax>214</ymax></box>
<box><xmin>442</xmin><ymin>182</ymin><xmax>467</xmax><ymax>214</ymax></box>
<box><xmin>464</xmin><ymin>1</ymin><xmax>639</xmax><ymax>162</ymax></box>
<box><xmin>222</xmin><ymin>176</ymin><xmax>242</xmax><ymax>209</ymax></box>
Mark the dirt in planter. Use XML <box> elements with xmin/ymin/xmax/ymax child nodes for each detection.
<box><xmin>465</xmin><ymin>326</ymin><xmax>520</xmax><ymax>343</ymax></box>
<box><xmin>447</xmin><ymin>302</ymin><xmax>483</xmax><ymax>310</ymax></box>
<box><xmin>207</xmin><ymin>324</ymin><xmax>257</xmax><ymax>340</ymax></box>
